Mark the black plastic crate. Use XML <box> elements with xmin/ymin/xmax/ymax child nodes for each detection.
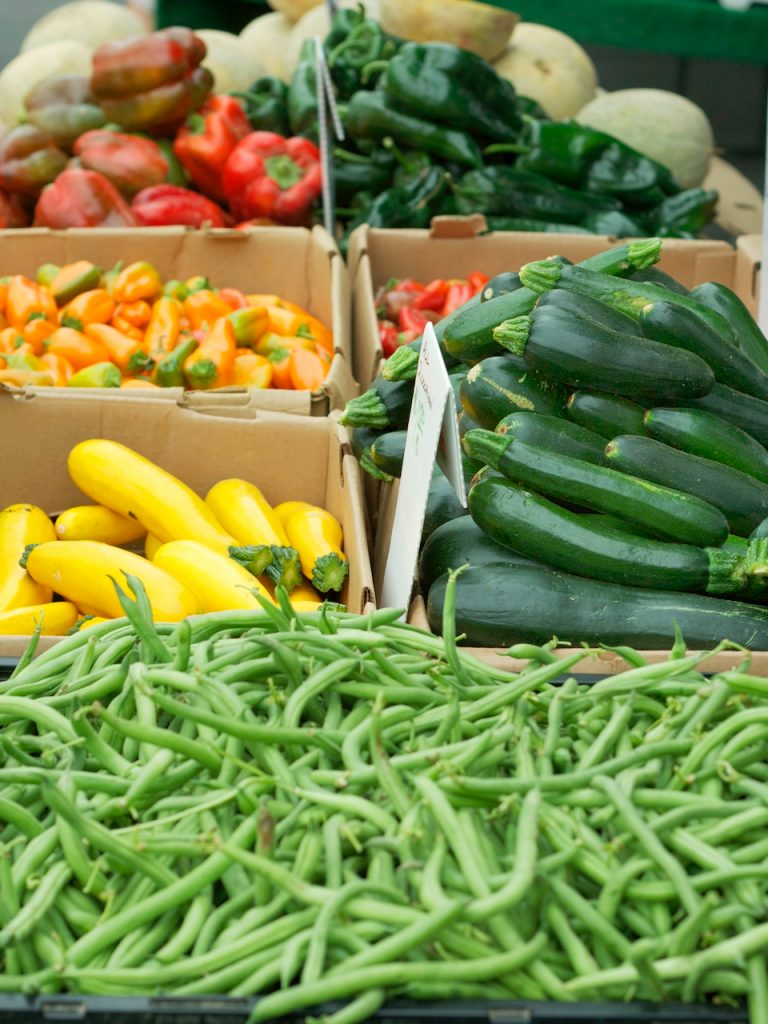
<box><xmin>0</xmin><ymin>996</ymin><xmax>750</xmax><ymax>1023</ymax></box>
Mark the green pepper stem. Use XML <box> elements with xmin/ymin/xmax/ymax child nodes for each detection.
<box><xmin>493</xmin><ymin>315</ymin><xmax>531</xmax><ymax>355</ymax></box>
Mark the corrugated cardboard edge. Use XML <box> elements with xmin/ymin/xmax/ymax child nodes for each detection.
<box><xmin>408</xmin><ymin>595</ymin><xmax>768</xmax><ymax>676</ymax></box>
<box><xmin>703</xmin><ymin>156</ymin><xmax>764</xmax><ymax>238</ymax></box>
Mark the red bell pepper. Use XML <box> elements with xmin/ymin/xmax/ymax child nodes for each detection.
<box><xmin>397</xmin><ymin>306</ymin><xmax>428</xmax><ymax>335</ymax></box>
<box><xmin>467</xmin><ymin>271</ymin><xmax>490</xmax><ymax>293</ymax></box>
<box><xmin>132</xmin><ymin>184</ymin><xmax>231</xmax><ymax>228</ymax></box>
<box><xmin>442</xmin><ymin>282</ymin><xmax>474</xmax><ymax>316</ymax></box>
<box><xmin>412</xmin><ymin>278</ymin><xmax>450</xmax><ymax>312</ymax></box>
<box><xmin>222</xmin><ymin>131</ymin><xmax>322</xmax><ymax>226</ymax></box>
<box><xmin>173</xmin><ymin>95</ymin><xmax>251</xmax><ymax>202</ymax></box>
<box><xmin>0</xmin><ymin>189</ymin><xmax>30</xmax><ymax>228</ymax></box>
<box><xmin>33</xmin><ymin>168</ymin><xmax>138</xmax><ymax>228</ymax></box>
<box><xmin>73</xmin><ymin>130</ymin><xmax>169</xmax><ymax>197</ymax></box>
<box><xmin>91</xmin><ymin>28</ymin><xmax>212</xmax><ymax>134</ymax></box>
<box><xmin>0</xmin><ymin>125</ymin><xmax>69</xmax><ymax>202</ymax></box>
<box><xmin>378</xmin><ymin>321</ymin><xmax>400</xmax><ymax>358</ymax></box>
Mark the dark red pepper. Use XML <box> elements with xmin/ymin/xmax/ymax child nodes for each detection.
<box><xmin>378</xmin><ymin>320</ymin><xmax>400</xmax><ymax>358</ymax></box>
<box><xmin>222</xmin><ymin>131</ymin><xmax>322</xmax><ymax>226</ymax></box>
<box><xmin>412</xmin><ymin>278</ymin><xmax>450</xmax><ymax>312</ymax></box>
<box><xmin>132</xmin><ymin>183</ymin><xmax>231</xmax><ymax>227</ymax></box>
<box><xmin>442</xmin><ymin>282</ymin><xmax>474</xmax><ymax>316</ymax></box>
<box><xmin>397</xmin><ymin>306</ymin><xmax>428</xmax><ymax>335</ymax></box>
<box><xmin>0</xmin><ymin>125</ymin><xmax>69</xmax><ymax>202</ymax></box>
<box><xmin>73</xmin><ymin>129</ymin><xmax>169</xmax><ymax>197</ymax></box>
<box><xmin>173</xmin><ymin>95</ymin><xmax>252</xmax><ymax>202</ymax></box>
<box><xmin>0</xmin><ymin>189</ymin><xmax>30</xmax><ymax>228</ymax></box>
<box><xmin>33</xmin><ymin>168</ymin><xmax>139</xmax><ymax>228</ymax></box>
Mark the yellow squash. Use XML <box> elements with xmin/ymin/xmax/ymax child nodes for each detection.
<box><xmin>273</xmin><ymin>500</ymin><xmax>317</xmax><ymax>524</ymax></box>
<box><xmin>0</xmin><ymin>503</ymin><xmax>56</xmax><ymax>612</ymax></box>
<box><xmin>281</xmin><ymin>504</ymin><xmax>349</xmax><ymax>594</ymax></box>
<box><xmin>144</xmin><ymin>533</ymin><xmax>163</xmax><ymax>560</ymax></box>
<box><xmin>206</xmin><ymin>479</ymin><xmax>289</xmax><ymax>547</ymax></box>
<box><xmin>153</xmin><ymin>540</ymin><xmax>273</xmax><ymax>612</ymax></box>
<box><xmin>288</xmin><ymin>580</ymin><xmax>324</xmax><ymax>611</ymax></box>
<box><xmin>73</xmin><ymin>615</ymin><xmax>111</xmax><ymax>631</ymax></box>
<box><xmin>54</xmin><ymin>504</ymin><xmax>146</xmax><ymax>545</ymax></box>
<box><xmin>0</xmin><ymin>602</ymin><xmax>78</xmax><ymax>636</ymax></box>
<box><xmin>67</xmin><ymin>440</ymin><xmax>235</xmax><ymax>549</ymax></box>
<box><xmin>24</xmin><ymin>541</ymin><xmax>201</xmax><ymax>621</ymax></box>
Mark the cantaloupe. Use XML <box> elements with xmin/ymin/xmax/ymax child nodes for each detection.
<box><xmin>379</xmin><ymin>0</ymin><xmax>517</xmax><ymax>62</ymax></box>
<box><xmin>20</xmin><ymin>1</ymin><xmax>147</xmax><ymax>53</ymax></box>
<box><xmin>493</xmin><ymin>23</ymin><xmax>598</xmax><ymax>121</ymax></box>
<box><xmin>194</xmin><ymin>29</ymin><xmax>268</xmax><ymax>94</ymax></box>
<box><xmin>0</xmin><ymin>42</ymin><xmax>93</xmax><ymax>125</ymax></box>
<box><xmin>577</xmin><ymin>89</ymin><xmax>715</xmax><ymax>189</ymax></box>
<box><xmin>240</xmin><ymin>12</ymin><xmax>294</xmax><ymax>83</ymax></box>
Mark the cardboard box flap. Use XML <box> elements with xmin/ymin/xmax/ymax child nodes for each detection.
<box><xmin>429</xmin><ymin>215</ymin><xmax>489</xmax><ymax>240</ymax></box>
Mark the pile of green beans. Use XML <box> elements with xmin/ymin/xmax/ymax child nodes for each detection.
<box><xmin>0</xmin><ymin>578</ymin><xmax>767</xmax><ymax>1024</ymax></box>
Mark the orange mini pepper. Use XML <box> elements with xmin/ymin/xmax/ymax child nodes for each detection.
<box><xmin>113</xmin><ymin>300</ymin><xmax>152</xmax><ymax>328</ymax></box>
<box><xmin>232</xmin><ymin>351</ymin><xmax>273</xmax><ymax>388</ymax></box>
<box><xmin>219</xmin><ymin>287</ymin><xmax>248</xmax><ymax>310</ymax></box>
<box><xmin>255</xmin><ymin>332</ymin><xmax>315</xmax><ymax>358</ymax></box>
<box><xmin>85</xmin><ymin>323</ymin><xmax>154</xmax><ymax>375</ymax></box>
<box><xmin>268</xmin><ymin>348</ymin><xmax>293</xmax><ymax>390</ymax></box>
<box><xmin>288</xmin><ymin>347</ymin><xmax>327</xmax><ymax>392</ymax></box>
<box><xmin>112</xmin><ymin>261</ymin><xmax>162</xmax><ymax>304</ymax></box>
<box><xmin>109</xmin><ymin>315</ymin><xmax>144</xmax><ymax>342</ymax></box>
<box><xmin>228</xmin><ymin>306</ymin><xmax>268</xmax><ymax>348</ymax></box>
<box><xmin>0</xmin><ymin>367</ymin><xmax>55</xmax><ymax>388</ymax></box>
<box><xmin>0</xmin><ymin>327</ymin><xmax>23</xmax><ymax>354</ymax></box>
<box><xmin>183</xmin><ymin>289</ymin><xmax>233</xmax><ymax>331</ymax></box>
<box><xmin>60</xmin><ymin>289</ymin><xmax>115</xmax><ymax>329</ymax></box>
<box><xmin>45</xmin><ymin>327</ymin><xmax>110</xmax><ymax>370</ymax></box>
<box><xmin>121</xmin><ymin>378</ymin><xmax>160</xmax><ymax>389</ymax></box>
<box><xmin>245</xmin><ymin>293</ymin><xmax>280</xmax><ymax>308</ymax></box>
<box><xmin>276</xmin><ymin>301</ymin><xmax>334</xmax><ymax>354</ymax></box>
<box><xmin>22</xmin><ymin>318</ymin><xmax>57</xmax><ymax>354</ymax></box>
<box><xmin>144</xmin><ymin>296</ymin><xmax>182</xmax><ymax>356</ymax></box>
<box><xmin>39</xmin><ymin>352</ymin><xmax>74</xmax><ymax>386</ymax></box>
<box><xmin>5</xmin><ymin>277</ymin><xmax>58</xmax><ymax>329</ymax></box>
<box><xmin>0</xmin><ymin>280</ymin><xmax>7</xmax><ymax>315</ymax></box>
<box><xmin>183</xmin><ymin>317</ymin><xmax>236</xmax><ymax>390</ymax></box>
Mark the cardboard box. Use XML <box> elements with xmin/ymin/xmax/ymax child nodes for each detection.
<box><xmin>0</xmin><ymin>389</ymin><xmax>374</xmax><ymax>658</ymax></box>
<box><xmin>0</xmin><ymin>225</ymin><xmax>356</xmax><ymax>416</ymax></box>
<box><xmin>360</xmin><ymin>221</ymin><xmax>768</xmax><ymax>672</ymax></box>
<box><xmin>348</xmin><ymin>216</ymin><xmax>760</xmax><ymax>390</ymax></box>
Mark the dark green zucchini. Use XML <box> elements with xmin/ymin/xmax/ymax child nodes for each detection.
<box><xmin>340</xmin><ymin>376</ymin><xmax>414</xmax><ymax>429</ymax></box>
<box><xmin>349</xmin><ymin>426</ymin><xmax>383</xmax><ymax>460</ymax></box>
<box><xmin>681</xmin><ymin>383</ymin><xmax>768</xmax><ymax>449</ymax></box>
<box><xmin>423</xmin><ymin>470</ymin><xmax>469</xmax><ymax>544</ymax></box>
<box><xmin>495</xmin><ymin>410</ymin><xmax>605</xmax><ymax>464</ymax></box>
<box><xmin>604</xmin><ymin>434</ymin><xmax>768</xmax><ymax>537</ymax></box>
<box><xmin>459</xmin><ymin>354</ymin><xmax>567</xmax><ymax>429</ymax></box>
<box><xmin>629</xmin><ymin>267</ymin><xmax>689</xmax><ymax>295</ymax></box>
<box><xmin>426</xmin><ymin>563</ymin><xmax>768</xmax><ymax>649</ymax></box>
<box><xmin>462</xmin><ymin>454</ymin><xmax>485</xmax><ymax>489</ymax></box>
<box><xmin>690</xmin><ymin>281</ymin><xmax>768</xmax><ymax>377</ymax></box>
<box><xmin>442</xmin><ymin>240</ymin><xmax>662</xmax><ymax>363</ymax></box>
<box><xmin>567</xmin><ymin>390</ymin><xmax>647</xmax><ymax>439</ymax></box>
<box><xmin>481</xmin><ymin>271</ymin><xmax>522</xmax><ymax>302</ymax></box>
<box><xmin>458</xmin><ymin>408</ymin><xmax>483</xmax><ymax>438</ymax></box>
<box><xmin>494</xmin><ymin>306</ymin><xmax>715</xmax><ymax>402</ymax></box>
<box><xmin>751</xmin><ymin>518</ymin><xmax>768</xmax><ymax>542</ymax></box>
<box><xmin>467</xmin><ymin>474</ymin><xmax>746</xmax><ymax>594</ymax></box>
<box><xmin>369</xmin><ymin>430</ymin><xmax>407</xmax><ymax>477</ymax></box>
<box><xmin>519</xmin><ymin>261</ymin><xmax>738</xmax><ymax>347</ymax></box>
<box><xmin>644</xmin><ymin>407</ymin><xmax>768</xmax><ymax>485</ymax></box>
<box><xmin>639</xmin><ymin>299</ymin><xmax>768</xmax><ymax>402</ymax></box>
<box><xmin>418</xmin><ymin>516</ymin><xmax>537</xmax><ymax>592</ymax></box>
<box><xmin>534</xmin><ymin>288</ymin><xmax>638</xmax><ymax>333</ymax></box>
<box><xmin>464</xmin><ymin>429</ymin><xmax>728</xmax><ymax>547</ymax></box>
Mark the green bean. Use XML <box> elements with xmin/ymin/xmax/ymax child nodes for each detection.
<box><xmin>546</xmin><ymin>899</ymin><xmax>599</xmax><ymax>976</ymax></box>
<box><xmin>282</xmin><ymin>658</ymin><xmax>359</xmax><ymax>731</ymax></box>
<box><xmin>191</xmin><ymin>890</ymin><xmax>255</xmax><ymax>957</ymax></box>
<box><xmin>309</xmin><ymin>987</ymin><xmax>385</xmax><ymax>1024</ymax></box>
<box><xmin>247</xmin><ymin>932</ymin><xmax>548</xmax><ymax>1023</ymax></box>
<box><xmin>107</xmin><ymin>908</ymin><xmax>179</xmax><ymax>969</ymax></box>
<box><xmin>0</xmin><ymin>861</ymin><xmax>72</xmax><ymax>947</ymax></box>
<box><xmin>0</xmin><ymin>796</ymin><xmax>43</xmax><ymax>839</ymax></box>
<box><xmin>94</xmin><ymin>705</ymin><xmax>222</xmax><ymax>774</ymax></box>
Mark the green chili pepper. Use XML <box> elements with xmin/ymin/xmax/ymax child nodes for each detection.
<box><xmin>153</xmin><ymin>337</ymin><xmax>198</xmax><ymax>389</ymax></box>
<box><xmin>233</xmin><ymin>78</ymin><xmax>290</xmax><ymax>136</ymax></box>
<box><xmin>333</xmin><ymin>147</ymin><xmax>395</xmax><ymax>204</ymax></box>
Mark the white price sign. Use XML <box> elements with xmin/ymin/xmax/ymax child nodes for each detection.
<box><xmin>379</xmin><ymin>324</ymin><xmax>466</xmax><ymax>615</ymax></box>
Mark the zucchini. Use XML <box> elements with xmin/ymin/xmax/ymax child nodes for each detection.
<box><xmin>418</xmin><ymin>516</ymin><xmax>537</xmax><ymax>592</ymax></box>
<box><xmin>459</xmin><ymin>354</ymin><xmax>567</xmax><ymax>429</ymax></box>
<box><xmin>495</xmin><ymin>410</ymin><xmax>605</xmax><ymax>464</ymax></box>
<box><xmin>426</xmin><ymin>563</ymin><xmax>768</xmax><ymax>649</ymax></box>
<box><xmin>604</xmin><ymin>434</ymin><xmax>768</xmax><ymax>537</ymax></box>
<box><xmin>681</xmin><ymin>382</ymin><xmax>768</xmax><ymax>449</ymax></box>
<box><xmin>644</xmin><ymin>407</ymin><xmax>768</xmax><ymax>486</ymax></box>
<box><xmin>629</xmin><ymin>266</ymin><xmax>689</xmax><ymax>295</ymax></box>
<box><xmin>690</xmin><ymin>281</ymin><xmax>768</xmax><ymax>377</ymax></box>
<box><xmin>442</xmin><ymin>239</ymin><xmax>662</xmax><ymax>363</ymax></box>
<box><xmin>369</xmin><ymin>430</ymin><xmax>407</xmax><ymax>477</ymax></box>
<box><xmin>481</xmin><ymin>271</ymin><xmax>522</xmax><ymax>302</ymax></box>
<box><xmin>349</xmin><ymin>426</ymin><xmax>383</xmax><ymax>461</ymax></box>
<box><xmin>423</xmin><ymin>470</ymin><xmax>468</xmax><ymax>543</ymax></box>
<box><xmin>534</xmin><ymin>288</ymin><xmax>638</xmax><ymax>333</ymax></box>
<box><xmin>519</xmin><ymin>261</ymin><xmax>738</xmax><ymax>347</ymax></box>
<box><xmin>458</xmin><ymin>408</ymin><xmax>482</xmax><ymax>439</ymax></box>
<box><xmin>567</xmin><ymin>390</ymin><xmax>646</xmax><ymax>439</ymax></box>
<box><xmin>464</xmin><ymin>429</ymin><xmax>728</xmax><ymax>547</ymax></box>
<box><xmin>340</xmin><ymin>376</ymin><xmax>414</xmax><ymax>429</ymax></box>
<box><xmin>467</xmin><ymin>474</ymin><xmax>746</xmax><ymax>594</ymax></box>
<box><xmin>639</xmin><ymin>298</ymin><xmax>768</xmax><ymax>402</ymax></box>
<box><xmin>494</xmin><ymin>306</ymin><xmax>715</xmax><ymax>402</ymax></box>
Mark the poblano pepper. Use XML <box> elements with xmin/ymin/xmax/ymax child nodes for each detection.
<box><xmin>333</xmin><ymin>148</ymin><xmax>395</xmax><ymax>204</ymax></box>
<box><xmin>650</xmin><ymin>188</ymin><xmax>719</xmax><ymax>237</ymax></box>
<box><xmin>452</xmin><ymin>166</ymin><xmax>621</xmax><ymax>223</ymax></box>
<box><xmin>383</xmin><ymin>42</ymin><xmax>522</xmax><ymax>142</ymax></box>
<box><xmin>233</xmin><ymin>77</ymin><xmax>290</xmax><ymax>136</ymax></box>
<box><xmin>346</xmin><ymin>165</ymin><xmax>448</xmax><ymax>234</ymax></box>
<box><xmin>346</xmin><ymin>90</ymin><xmax>483</xmax><ymax>168</ymax></box>
<box><xmin>288</xmin><ymin>39</ymin><xmax>319</xmax><ymax>141</ymax></box>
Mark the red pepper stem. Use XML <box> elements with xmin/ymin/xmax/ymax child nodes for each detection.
<box><xmin>185</xmin><ymin>113</ymin><xmax>206</xmax><ymax>135</ymax></box>
<box><xmin>264</xmin><ymin>155</ymin><xmax>304</xmax><ymax>190</ymax></box>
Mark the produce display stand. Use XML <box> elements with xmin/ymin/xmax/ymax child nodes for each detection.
<box><xmin>0</xmin><ymin>226</ymin><xmax>355</xmax><ymax>416</ymax></box>
<box><xmin>0</xmin><ymin>994</ymin><xmax>750</xmax><ymax>1022</ymax></box>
